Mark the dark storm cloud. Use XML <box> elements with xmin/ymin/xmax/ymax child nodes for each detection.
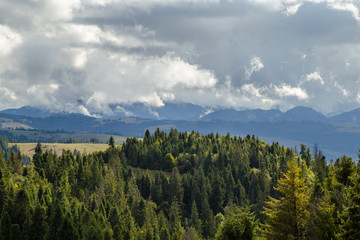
<box><xmin>1</xmin><ymin>0</ymin><xmax>360</xmax><ymax>115</ymax></box>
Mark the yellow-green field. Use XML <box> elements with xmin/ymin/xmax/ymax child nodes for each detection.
<box><xmin>9</xmin><ymin>143</ymin><xmax>111</xmax><ymax>158</ymax></box>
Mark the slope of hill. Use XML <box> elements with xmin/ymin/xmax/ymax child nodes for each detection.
<box><xmin>9</xmin><ymin>142</ymin><xmax>110</xmax><ymax>158</ymax></box>
<box><xmin>201</xmin><ymin>106</ymin><xmax>326</xmax><ymax>122</ymax></box>
<box><xmin>0</xmin><ymin>106</ymin><xmax>54</xmax><ymax>117</ymax></box>
<box><xmin>200</xmin><ymin>108</ymin><xmax>282</xmax><ymax>122</ymax></box>
<box><xmin>330</xmin><ymin>108</ymin><xmax>360</xmax><ymax>124</ymax></box>
<box><xmin>281</xmin><ymin>106</ymin><xmax>327</xmax><ymax>121</ymax></box>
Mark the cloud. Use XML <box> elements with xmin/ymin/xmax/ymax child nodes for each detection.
<box><xmin>274</xmin><ymin>84</ymin><xmax>309</xmax><ymax>100</ymax></box>
<box><xmin>283</xmin><ymin>3</ymin><xmax>304</xmax><ymax>16</ymax></box>
<box><xmin>1</xmin><ymin>0</ymin><xmax>360</xmax><ymax>115</ymax></box>
<box><xmin>249</xmin><ymin>0</ymin><xmax>360</xmax><ymax>23</ymax></box>
<box><xmin>334</xmin><ymin>81</ymin><xmax>349</xmax><ymax>96</ymax></box>
<box><xmin>43</xmin><ymin>0</ymin><xmax>81</xmax><ymax>21</ymax></box>
<box><xmin>241</xmin><ymin>84</ymin><xmax>263</xmax><ymax>97</ymax></box>
<box><xmin>329</xmin><ymin>3</ymin><xmax>360</xmax><ymax>23</ymax></box>
<box><xmin>301</xmin><ymin>70</ymin><xmax>325</xmax><ymax>85</ymax></box>
<box><xmin>245</xmin><ymin>56</ymin><xmax>264</xmax><ymax>81</ymax></box>
<box><xmin>59</xmin><ymin>52</ymin><xmax>218</xmax><ymax>111</ymax></box>
<box><xmin>0</xmin><ymin>25</ymin><xmax>22</xmax><ymax>57</ymax></box>
<box><xmin>0</xmin><ymin>87</ymin><xmax>17</xmax><ymax>100</ymax></box>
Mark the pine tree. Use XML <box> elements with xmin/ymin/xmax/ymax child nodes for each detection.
<box><xmin>9</xmin><ymin>224</ymin><xmax>21</xmax><ymax>240</ymax></box>
<box><xmin>33</xmin><ymin>142</ymin><xmax>44</xmax><ymax>175</ymax></box>
<box><xmin>335</xmin><ymin>155</ymin><xmax>355</xmax><ymax>186</ymax></box>
<box><xmin>200</xmin><ymin>196</ymin><xmax>216</xmax><ymax>239</ymax></box>
<box><xmin>169</xmin><ymin>167</ymin><xmax>183</xmax><ymax>202</ymax></box>
<box><xmin>262</xmin><ymin>159</ymin><xmax>310</xmax><ymax>240</ymax></box>
<box><xmin>28</xmin><ymin>205</ymin><xmax>48</xmax><ymax>240</ymax></box>
<box><xmin>160</xmin><ymin>226</ymin><xmax>170</xmax><ymax>240</ymax></box>
<box><xmin>109</xmin><ymin>136</ymin><xmax>115</xmax><ymax>148</ymax></box>
<box><xmin>104</xmin><ymin>228</ymin><xmax>113</xmax><ymax>240</ymax></box>
<box><xmin>0</xmin><ymin>151</ymin><xmax>6</xmax><ymax>175</ymax></box>
<box><xmin>342</xmin><ymin>171</ymin><xmax>360</xmax><ymax>239</ymax></box>
<box><xmin>190</xmin><ymin>201</ymin><xmax>202</xmax><ymax>234</ymax></box>
<box><xmin>0</xmin><ymin>212</ymin><xmax>11</xmax><ymax>240</ymax></box>
<box><xmin>57</xmin><ymin>213</ymin><xmax>79</xmax><ymax>240</ymax></box>
<box><xmin>309</xmin><ymin>192</ymin><xmax>340</xmax><ymax>240</ymax></box>
<box><xmin>7</xmin><ymin>151</ymin><xmax>16</xmax><ymax>174</ymax></box>
<box><xmin>210</xmin><ymin>169</ymin><xmax>225</xmax><ymax>214</ymax></box>
<box><xmin>215</xmin><ymin>207</ymin><xmax>257</xmax><ymax>240</ymax></box>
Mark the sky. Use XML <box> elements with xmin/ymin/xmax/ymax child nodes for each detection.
<box><xmin>1</xmin><ymin>0</ymin><xmax>360</xmax><ymax>116</ymax></box>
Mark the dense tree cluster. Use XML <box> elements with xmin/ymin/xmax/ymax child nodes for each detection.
<box><xmin>0</xmin><ymin>129</ymin><xmax>359</xmax><ymax>239</ymax></box>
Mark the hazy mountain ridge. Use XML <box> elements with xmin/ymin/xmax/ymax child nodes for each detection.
<box><xmin>3</xmin><ymin>104</ymin><xmax>360</xmax><ymax>124</ymax></box>
<box><xmin>2</xmin><ymin>104</ymin><xmax>360</xmax><ymax>160</ymax></box>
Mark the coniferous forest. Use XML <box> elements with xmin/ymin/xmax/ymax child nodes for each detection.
<box><xmin>0</xmin><ymin>129</ymin><xmax>359</xmax><ymax>240</ymax></box>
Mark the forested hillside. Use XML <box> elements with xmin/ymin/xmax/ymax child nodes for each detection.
<box><xmin>0</xmin><ymin>129</ymin><xmax>359</xmax><ymax>239</ymax></box>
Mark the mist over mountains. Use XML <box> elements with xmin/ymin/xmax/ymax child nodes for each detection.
<box><xmin>1</xmin><ymin>103</ymin><xmax>360</xmax><ymax>160</ymax></box>
<box><xmin>2</xmin><ymin>103</ymin><xmax>360</xmax><ymax>124</ymax></box>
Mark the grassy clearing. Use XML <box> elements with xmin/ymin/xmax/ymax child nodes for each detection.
<box><xmin>9</xmin><ymin>143</ymin><xmax>111</xmax><ymax>158</ymax></box>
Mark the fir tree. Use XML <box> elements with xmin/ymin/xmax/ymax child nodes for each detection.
<box><xmin>27</xmin><ymin>205</ymin><xmax>48</xmax><ymax>240</ymax></box>
<box><xmin>342</xmin><ymin>171</ymin><xmax>360</xmax><ymax>239</ymax></box>
<box><xmin>215</xmin><ymin>207</ymin><xmax>257</xmax><ymax>240</ymax></box>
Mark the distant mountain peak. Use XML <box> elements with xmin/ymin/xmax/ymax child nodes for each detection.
<box><xmin>282</xmin><ymin>106</ymin><xmax>326</xmax><ymax>122</ymax></box>
<box><xmin>0</xmin><ymin>106</ymin><xmax>53</xmax><ymax>118</ymax></box>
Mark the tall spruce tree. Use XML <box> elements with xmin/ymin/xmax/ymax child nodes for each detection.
<box><xmin>342</xmin><ymin>171</ymin><xmax>360</xmax><ymax>239</ymax></box>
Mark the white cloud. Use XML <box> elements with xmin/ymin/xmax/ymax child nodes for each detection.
<box><xmin>334</xmin><ymin>81</ymin><xmax>349</xmax><ymax>96</ymax></box>
<box><xmin>274</xmin><ymin>84</ymin><xmax>309</xmax><ymax>100</ymax></box>
<box><xmin>0</xmin><ymin>25</ymin><xmax>22</xmax><ymax>57</ymax></box>
<box><xmin>329</xmin><ymin>3</ymin><xmax>360</xmax><ymax>23</ymax></box>
<box><xmin>301</xmin><ymin>70</ymin><xmax>325</xmax><ymax>85</ymax></box>
<box><xmin>283</xmin><ymin>3</ymin><xmax>303</xmax><ymax>16</ymax></box>
<box><xmin>0</xmin><ymin>87</ymin><xmax>17</xmax><ymax>100</ymax></box>
<box><xmin>241</xmin><ymin>84</ymin><xmax>262</xmax><ymax>97</ymax></box>
<box><xmin>160</xmin><ymin>91</ymin><xmax>175</xmax><ymax>102</ymax></box>
<box><xmin>73</xmin><ymin>52</ymin><xmax>218</xmax><ymax>111</ymax></box>
<box><xmin>245</xmin><ymin>56</ymin><xmax>264</xmax><ymax>80</ymax></box>
<box><xmin>43</xmin><ymin>0</ymin><xmax>81</xmax><ymax>21</ymax></box>
<box><xmin>249</xmin><ymin>0</ymin><xmax>360</xmax><ymax>23</ymax></box>
<box><xmin>85</xmin><ymin>0</ymin><xmax>221</xmax><ymax>8</ymax></box>
<box><xmin>1</xmin><ymin>0</ymin><xmax>360</xmax><ymax>115</ymax></box>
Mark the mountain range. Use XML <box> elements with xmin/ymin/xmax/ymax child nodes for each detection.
<box><xmin>1</xmin><ymin>103</ymin><xmax>360</xmax><ymax>160</ymax></box>
<box><xmin>2</xmin><ymin>104</ymin><xmax>360</xmax><ymax>124</ymax></box>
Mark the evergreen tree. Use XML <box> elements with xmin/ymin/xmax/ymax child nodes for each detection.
<box><xmin>169</xmin><ymin>167</ymin><xmax>183</xmax><ymax>202</ymax></box>
<box><xmin>160</xmin><ymin>226</ymin><xmax>170</xmax><ymax>240</ymax></box>
<box><xmin>342</xmin><ymin>171</ymin><xmax>360</xmax><ymax>239</ymax></box>
<box><xmin>0</xmin><ymin>212</ymin><xmax>11</xmax><ymax>240</ymax></box>
<box><xmin>33</xmin><ymin>142</ymin><xmax>44</xmax><ymax>175</ymax></box>
<box><xmin>309</xmin><ymin>192</ymin><xmax>340</xmax><ymax>240</ymax></box>
<box><xmin>262</xmin><ymin>159</ymin><xmax>310</xmax><ymax>240</ymax></box>
<box><xmin>104</xmin><ymin>228</ymin><xmax>113</xmax><ymax>240</ymax></box>
<box><xmin>200</xmin><ymin>196</ymin><xmax>216</xmax><ymax>239</ymax></box>
<box><xmin>210</xmin><ymin>169</ymin><xmax>225</xmax><ymax>214</ymax></box>
<box><xmin>47</xmin><ymin>200</ymin><xmax>63</xmax><ymax>240</ymax></box>
<box><xmin>57</xmin><ymin>213</ymin><xmax>79</xmax><ymax>240</ymax></box>
<box><xmin>109</xmin><ymin>136</ymin><xmax>115</xmax><ymax>148</ymax></box>
<box><xmin>190</xmin><ymin>201</ymin><xmax>202</xmax><ymax>234</ymax></box>
<box><xmin>9</xmin><ymin>224</ymin><xmax>21</xmax><ymax>240</ymax></box>
<box><xmin>215</xmin><ymin>207</ymin><xmax>257</xmax><ymax>240</ymax></box>
<box><xmin>28</xmin><ymin>205</ymin><xmax>48</xmax><ymax>240</ymax></box>
<box><xmin>335</xmin><ymin>155</ymin><xmax>355</xmax><ymax>186</ymax></box>
<box><xmin>85</xmin><ymin>226</ymin><xmax>103</xmax><ymax>240</ymax></box>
